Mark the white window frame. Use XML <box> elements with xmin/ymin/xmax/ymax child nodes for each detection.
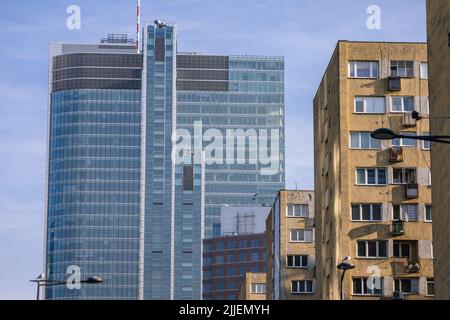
<box><xmin>352</xmin><ymin>277</ymin><xmax>384</xmax><ymax>296</ymax></box>
<box><xmin>351</xmin><ymin>204</ymin><xmax>382</xmax><ymax>222</ymax></box>
<box><xmin>356</xmin><ymin>240</ymin><xmax>388</xmax><ymax>259</ymax></box>
<box><xmin>394</xmin><ymin>278</ymin><xmax>419</xmax><ymax>294</ymax></box>
<box><xmin>426</xmin><ymin>278</ymin><xmax>434</xmax><ymax>296</ymax></box>
<box><xmin>392</xmin><ymin>168</ymin><xmax>417</xmax><ymax>184</ymax></box>
<box><xmin>425</xmin><ymin>204</ymin><xmax>432</xmax><ymax>222</ymax></box>
<box><xmin>286</xmin><ymin>255</ymin><xmax>308</xmax><ymax>268</ymax></box>
<box><xmin>291</xmin><ymin>280</ymin><xmax>314</xmax><ymax>294</ymax></box>
<box><xmin>290</xmin><ymin>229</ymin><xmax>313</xmax><ymax>243</ymax></box>
<box><xmin>420</xmin><ymin>62</ymin><xmax>429</xmax><ymax>80</ymax></box>
<box><xmin>422</xmin><ymin>133</ymin><xmax>431</xmax><ymax>150</ymax></box>
<box><xmin>392</xmin><ymin>132</ymin><xmax>417</xmax><ymax>147</ymax></box>
<box><xmin>356</xmin><ymin>168</ymin><xmax>387</xmax><ymax>186</ymax></box>
<box><xmin>390</xmin><ymin>96</ymin><xmax>415</xmax><ymax>113</ymax></box>
<box><xmin>390</xmin><ymin>60</ymin><xmax>414</xmax><ymax>77</ymax></box>
<box><xmin>354</xmin><ymin>96</ymin><xmax>386</xmax><ymax>114</ymax></box>
<box><xmin>350</xmin><ymin>132</ymin><xmax>381</xmax><ymax>150</ymax></box>
<box><xmin>392</xmin><ymin>204</ymin><xmax>419</xmax><ymax>222</ymax></box>
<box><xmin>393</xmin><ymin>241</ymin><xmax>411</xmax><ymax>258</ymax></box>
<box><xmin>286</xmin><ymin>204</ymin><xmax>309</xmax><ymax>218</ymax></box>
<box><xmin>349</xmin><ymin>61</ymin><xmax>380</xmax><ymax>78</ymax></box>
<box><xmin>251</xmin><ymin>283</ymin><xmax>266</xmax><ymax>294</ymax></box>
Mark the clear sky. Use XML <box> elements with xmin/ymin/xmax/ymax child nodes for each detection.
<box><xmin>0</xmin><ymin>0</ymin><xmax>426</xmax><ymax>299</ymax></box>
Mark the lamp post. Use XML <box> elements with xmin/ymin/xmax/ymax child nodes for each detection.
<box><xmin>30</xmin><ymin>274</ymin><xmax>103</xmax><ymax>300</ymax></box>
<box><xmin>371</xmin><ymin>128</ymin><xmax>450</xmax><ymax>144</ymax></box>
<box><xmin>336</xmin><ymin>258</ymin><xmax>355</xmax><ymax>300</ymax></box>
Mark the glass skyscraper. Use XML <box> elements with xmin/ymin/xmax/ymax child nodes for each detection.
<box><xmin>44</xmin><ymin>22</ymin><xmax>284</xmax><ymax>300</ymax></box>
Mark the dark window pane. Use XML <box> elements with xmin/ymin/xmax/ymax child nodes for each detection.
<box><xmin>352</xmin><ymin>205</ymin><xmax>360</xmax><ymax>220</ymax></box>
<box><xmin>362</xmin><ymin>205</ymin><xmax>371</xmax><ymax>220</ymax></box>
<box><xmin>378</xmin><ymin>241</ymin><xmax>387</xmax><ymax>257</ymax></box>
<box><xmin>183</xmin><ymin>165</ymin><xmax>194</xmax><ymax>191</ymax></box>
<box><xmin>358</xmin><ymin>242</ymin><xmax>366</xmax><ymax>257</ymax></box>
<box><xmin>368</xmin><ymin>241</ymin><xmax>377</xmax><ymax>257</ymax></box>
<box><xmin>372</xmin><ymin>205</ymin><xmax>381</xmax><ymax>220</ymax></box>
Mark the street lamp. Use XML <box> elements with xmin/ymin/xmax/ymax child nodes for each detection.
<box><xmin>336</xmin><ymin>257</ymin><xmax>355</xmax><ymax>300</ymax></box>
<box><xmin>371</xmin><ymin>128</ymin><xmax>450</xmax><ymax>144</ymax></box>
<box><xmin>30</xmin><ymin>274</ymin><xmax>103</xmax><ymax>300</ymax></box>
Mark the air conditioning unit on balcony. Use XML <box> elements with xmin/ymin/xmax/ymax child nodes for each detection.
<box><xmin>388</xmin><ymin>76</ymin><xmax>401</xmax><ymax>91</ymax></box>
<box><xmin>393</xmin><ymin>291</ymin><xmax>406</xmax><ymax>300</ymax></box>
<box><xmin>390</xmin><ymin>147</ymin><xmax>404</xmax><ymax>162</ymax></box>
<box><xmin>403</xmin><ymin>113</ymin><xmax>416</xmax><ymax>127</ymax></box>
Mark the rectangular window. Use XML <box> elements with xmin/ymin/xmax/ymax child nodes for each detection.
<box><xmin>392</xmin><ymin>204</ymin><xmax>419</xmax><ymax>222</ymax></box>
<box><xmin>425</xmin><ymin>204</ymin><xmax>432</xmax><ymax>222</ymax></box>
<box><xmin>290</xmin><ymin>229</ymin><xmax>313</xmax><ymax>243</ymax></box>
<box><xmin>393</xmin><ymin>242</ymin><xmax>411</xmax><ymax>258</ymax></box>
<box><xmin>394</xmin><ymin>278</ymin><xmax>419</xmax><ymax>294</ymax></box>
<box><xmin>349</xmin><ymin>61</ymin><xmax>379</xmax><ymax>78</ymax></box>
<box><xmin>351</xmin><ymin>204</ymin><xmax>382</xmax><ymax>221</ymax></box>
<box><xmin>391</xmin><ymin>96</ymin><xmax>415</xmax><ymax>112</ymax></box>
<box><xmin>286</xmin><ymin>255</ymin><xmax>308</xmax><ymax>268</ymax></box>
<box><xmin>287</xmin><ymin>204</ymin><xmax>309</xmax><ymax>217</ymax></box>
<box><xmin>350</xmin><ymin>132</ymin><xmax>381</xmax><ymax>149</ymax></box>
<box><xmin>392</xmin><ymin>168</ymin><xmax>417</xmax><ymax>184</ymax></box>
<box><xmin>422</xmin><ymin>133</ymin><xmax>431</xmax><ymax>150</ymax></box>
<box><xmin>291</xmin><ymin>280</ymin><xmax>314</xmax><ymax>294</ymax></box>
<box><xmin>390</xmin><ymin>61</ymin><xmax>414</xmax><ymax>77</ymax></box>
<box><xmin>356</xmin><ymin>168</ymin><xmax>387</xmax><ymax>185</ymax></box>
<box><xmin>352</xmin><ymin>277</ymin><xmax>384</xmax><ymax>295</ymax></box>
<box><xmin>392</xmin><ymin>132</ymin><xmax>417</xmax><ymax>147</ymax></box>
<box><xmin>420</xmin><ymin>63</ymin><xmax>428</xmax><ymax>79</ymax></box>
<box><xmin>182</xmin><ymin>165</ymin><xmax>194</xmax><ymax>191</ymax></box>
<box><xmin>426</xmin><ymin>278</ymin><xmax>435</xmax><ymax>296</ymax></box>
<box><xmin>354</xmin><ymin>97</ymin><xmax>385</xmax><ymax>113</ymax></box>
<box><xmin>357</xmin><ymin>240</ymin><xmax>388</xmax><ymax>258</ymax></box>
<box><xmin>251</xmin><ymin>283</ymin><xmax>266</xmax><ymax>294</ymax></box>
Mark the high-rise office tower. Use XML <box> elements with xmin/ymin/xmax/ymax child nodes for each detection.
<box><xmin>314</xmin><ymin>41</ymin><xmax>433</xmax><ymax>300</ymax></box>
<box><xmin>44</xmin><ymin>22</ymin><xmax>285</xmax><ymax>300</ymax></box>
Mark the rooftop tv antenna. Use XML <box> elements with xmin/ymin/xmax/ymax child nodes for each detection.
<box><xmin>136</xmin><ymin>0</ymin><xmax>141</xmax><ymax>53</ymax></box>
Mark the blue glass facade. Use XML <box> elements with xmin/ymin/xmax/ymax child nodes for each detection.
<box><xmin>46</xmin><ymin>89</ymin><xmax>141</xmax><ymax>299</ymax></box>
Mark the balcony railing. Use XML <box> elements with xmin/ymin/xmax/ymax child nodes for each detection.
<box><xmin>392</xmin><ymin>220</ymin><xmax>405</xmax><ymax>236</ymax></box>
<box><xmin>390</xmin><ymin>147</ymin><xmax>404</xmax><ymax>162</ymax></box>
<box><xmin>406</xmin><ymin>183</ymin><xmax>419</xmax><ymax>199</ymax></box>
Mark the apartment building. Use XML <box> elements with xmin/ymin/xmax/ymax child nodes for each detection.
<box><xmin>238</xmin><ymin>273</ymin><xmax>267</xmax><ymax>300</ymax></box>
<box><xmin>314</xmin><ymin>41</ymin><xmax>434</xmax><ymax>300</ymax></box>
<box><xmin>266</xmin><ymin>190</ymin><xmax>315</xmax><ymax>300</ymax></box>
<box><xmin>426</xmin><ymin>0</ymin><xmax>450</xmax><ymax>300</ymax></box>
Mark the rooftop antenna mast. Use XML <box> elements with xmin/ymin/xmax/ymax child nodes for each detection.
<box><xmin>136</xmin><ymin>0</ymin><xmax>141</xmax><ymax>53</ymax></box>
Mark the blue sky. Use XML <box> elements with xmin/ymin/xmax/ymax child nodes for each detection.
<box><xmin>0</xmin><ymin>0</ymin><xmax>426</xmax><ymax>299</ymax></box>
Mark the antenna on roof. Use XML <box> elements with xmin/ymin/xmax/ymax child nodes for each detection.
<box><xmin>136</xmin><ymin>0</ymin><xmax>141</xmax><ymax>53</ymax></box>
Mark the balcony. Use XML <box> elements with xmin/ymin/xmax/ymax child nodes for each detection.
<box><xmin>406</xmin><ymin>260</ymin><xmax>420</xmax><ymax>273</ymax></box>
<box><xmin>388</xmin><ymin>76</ymin><xmax>401</xmax><ymax>91</ymax></box>
<box><xmin>390</xmin><ymin>147</ymin><xmax>404</xmax><ymax>162</ymax></box>
<box><xmin>406</xmin><ymin>183</ymin><xmax>419</xmax><ymax>199</ymax></box>
<box><xmin>403</xmin><ymin>113</ymin><xmax>416</xmax><ymax>127</ymax></box>
<box><xmin>392</xmin><ymin>221</ymin><xmax>405</xmax><ymax>236</ymax></box>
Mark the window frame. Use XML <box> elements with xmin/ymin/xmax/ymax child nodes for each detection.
<box><xmin>392</xmin><ymin>132</ymin><xmax>417</xmax><ymax>147</ymax></box>
<box><xmin>352</xmin><ymin>277</ymin><xmax>384</xmax><ymax>296</ymax></box>
<box><xmin>291</xmin><ymin>280</ymin><xmax>314</xmax><ymax>294</ymax></box>
<box><xmin>426</xmin><ymin>278</ymin><xmax>435</xmax><ymax>296</ymax></box>
<box><xmin>351</xmin><ymin>204</ymin><xmax>382</xmax><ymax>222</ymax></box>
<box><xmin>392</xmin><ymin>168</ymin><xmax>417</xmax><ymax>184</ymax></box>
<box><xmin>390</xmin><ymin>96</ymin><xmax>415</xmax><ymax>113</ymax></box>
<box><xmin>392</xmin><ymin>204</ymin><xmax>419</xmax><ymax>222</ymax></box>
<box><xmin>420</xmin><ymin>62</ymin><xmax>429</xmax><ymax>80</ymax></box>
<box><xmin>355</xmin><ymin>168</ymin><xmax>387</xmax><ymax>186</ymax></box>
<box><xmin>349</xmin><ymin>61</ymin><xmax>380</xmax><ymax>79</ymax></box>
<box><xmin>350</xmin><ymin>131</ymin><xmax>381</xmax><ymax>150</ymax></box>
<box><xmin>286</xmin><ymin>204</ymin><xmax>309</xmax><ymax>218</ymax></box>
<box><xmin>356</xmin><ymin>240</ymin><xmax>388</xmax><ymax>259</ymax></box>
<box><xmin>393</xmin><ymin>242</ymin><xmax>411</xmax><ymax>258</ymax></box>
<box><xmin>251</xmin><ymin>283</ymin><xmax>266</xmax><ymax>294</ymax></box>
<box><xmin>425</xmin><ymin>204</ymin><xmax>432</xmax><ymax>222</ymax></box>
<box><xmin>354</xmin><ymin>96</ymin><xmax>386</xmax><ymax>114</ymax></box>
<box><xmin>394</xmin><ymin>278</ymin><xmax>419</xmax><ymax>295</ymax></box>
<box><xmin>286</xmin><ymin>254</ymin><xmax>309</xmax><ymax>269</ymax></box>
<box><xmin>290</xmin><ymin>229</ymin><xmax>314</xmax><ymax>243</ymax></box>
<box><xmin>390</xmin><ymin>60</ymin><xmax>414</xmax><ymax>78</ymax></box>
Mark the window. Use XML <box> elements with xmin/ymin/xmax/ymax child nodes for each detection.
<box><xmin>390</xmin><ymin>61</ymin><xmax>414</xmax><ymax>77</ymax></box>
<box><xmin>392</xmin><ymin>132</ymin><xmax>417</xmax><ymax>147</ymax></box>
<box><xmin>350</xmin><ymin>132</ymin><xmax>381</xmax><ymax>149</ymax></box>
<box><xmin>182</xmin><ymin>165</ymin><xmax>194</xmax><ymax>191</ymax></box>
<box><xmin>393</xmin><ymin>242</ymin><xmax>411</xmax><ymax>258</ymax></box>
<box><xmin>291</xmin><ymin>280</ymin><xmax>314</xmax><ymax>294</ymax></box>
<box><xmin>422</xmin><ymin>136</ymin><xmax>431</xmax><ymax>150</ymax></box>
<box><xmin>355</xmin><ymin>97</ymin><xmax>385</xmax><ymax>113</ymax></box>
<box><xmin>357</xmin><ymin>240</ymin><xmax>387</xmax><ymax>258</ymax></box>
<box><xmin>391</xmin><ymin>96</ymin><xmax>415</xmax><ymax>112</ymax></box>
<box><xmin>394</xmin><ymin>278</ymin><xmax>419</xmax><ymax>294</ymax></box>
<box><xmin>349</xmin><ymin>61</ymin><xmax>379</xmax><ymax>78</ymax></box>
<box><xmin>351</xmin><ymin>204</ymin><xmax>382</xmax><ymax>221</ymax></box>
<box><xmin>290</xmin><ymin>229</ymin><xmax>313</xmax><ymax>242</ymax></box>
<box><xmin>393</xmin><ymin>204</ymin><xmax>419</xmax><ymax>221</ymax></box>
<box><xmin>251</xmin><ymin>283</ymin><xmax>266</xmax><ymax>294</ymax></box>
<box><xmin>287</xmin><ymin>204</ymin><xmax>309</xmax><ymax>217</ymax></box>
<box><xmin>392</xmin><ymin>168</ymin><xmax>417</xmax><ymax>184</ymax></box>
<box><xmin>425</xmin><ymin>205</ymin><xmax>432</xmax><ymax>222</ymax></box>
<box><xmin>352</xmin><ymin>277</ymin><xmax>384</xmax><ymax>295</ymax></box>
<box><xmin>426</xmin><ymin>278</ymin><xmax>435</xmax><ymax>296</ymax></box>
<box><xmin>356</xmin><ymin>168</ymin><xmax>387</xmax><ymax>185</ymax></box>
<box><xmin>420</xmin><ymin>63</ymin><xmax>428</xmax><ymax>79</ymax></box>
<box><xmin>214</xmin><ymin>255</ymin><xmax>224</xmax><ymax>264</ymax></box>
<box><xmin>286</xmin><ymin>255</ymin><xmax>308</xmax><ymax>268</ymax></box>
